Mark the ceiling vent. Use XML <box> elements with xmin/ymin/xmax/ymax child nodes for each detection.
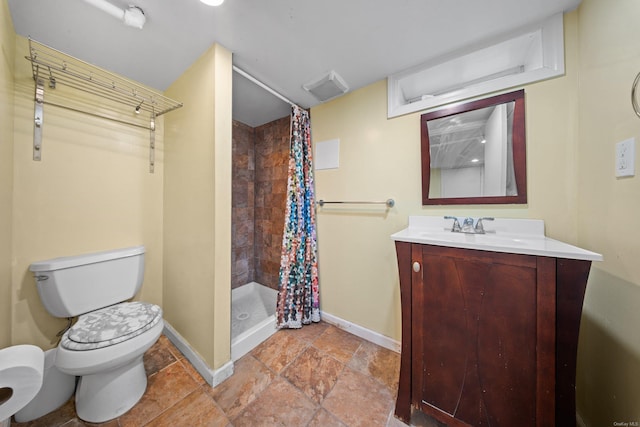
<box><xmin>303</xmin><ymin>71</ymin><xmax>349</xmax><ymax>102</ymax></box>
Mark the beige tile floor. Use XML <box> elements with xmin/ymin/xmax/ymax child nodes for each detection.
<box><xmin>11</xmin><ymin>322</ymin><xmax>430</xmax><ymax>427</ymax></box>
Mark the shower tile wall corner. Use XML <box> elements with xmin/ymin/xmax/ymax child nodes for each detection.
<box><xmin>232</xmin><ymin>116</ymin><xmax>289</xmax><ymax>291</ymax></box>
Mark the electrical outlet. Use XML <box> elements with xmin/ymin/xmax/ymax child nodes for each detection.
<box><xmin>615</xmin><ymin>138</ymin><xmax>635</xmax><ymax>177</ymax></box>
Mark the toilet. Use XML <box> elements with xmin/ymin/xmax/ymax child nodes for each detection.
<box><xmin>30</xmin><ymin>246</ymin><xmax>163</xmax><ymax>423</ymax></box>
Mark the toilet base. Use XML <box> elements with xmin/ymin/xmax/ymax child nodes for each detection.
<box><xmin>75</xmin><ymin>355</ymin><xmax>146</xmax><ymax>423</ymax></box>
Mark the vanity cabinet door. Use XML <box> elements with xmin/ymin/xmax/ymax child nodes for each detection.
<box><xmin>411</xmin><ymin>245</ymin><xmax>553</xmax><ymax>427</ymax></box>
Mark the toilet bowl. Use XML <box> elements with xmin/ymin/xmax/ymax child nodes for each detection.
<box><xmin>30</xmin><ymin>246</ymin><xmax>163</xmax><ymax>423</ymax></box>
<box><xmin>57</xmin><ymin>312</ymin><xmax>163</xmax><ymax>422</ymax></box>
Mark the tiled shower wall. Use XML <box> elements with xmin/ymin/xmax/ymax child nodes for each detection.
<box><xmin>231</xmin><ymin>116</ymin><xmax>289</xmax><ymax>291</ymax></box>
<box><xmin>254</xmin><ymin>116</ymin><xmax>290</xmax><ymax>290</ymax></box>
<box><xmin>232</xmin><ymin>121</ymin><xmax>255</xmax><ymax>289</ymax></box>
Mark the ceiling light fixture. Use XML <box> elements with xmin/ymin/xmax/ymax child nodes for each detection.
<box><xmin>200</xmin><ymin>0</ymin><xmax>225</xmax><ymax>6</ymax></box>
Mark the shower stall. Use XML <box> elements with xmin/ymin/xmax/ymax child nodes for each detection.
<box><xmin>230</xmin><ymin>115</ymin><xmax>290</xmax><ymax>360</ymax></box>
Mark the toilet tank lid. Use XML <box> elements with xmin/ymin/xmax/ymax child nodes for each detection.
<box><xmin>29</xmin><ymin>246</ymin><xmax>145</xmax><ymax>272</ymax></box>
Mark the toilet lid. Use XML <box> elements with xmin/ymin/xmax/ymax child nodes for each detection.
<box><xmin>61</xmin><ymin>302</ymin><xmax>162</xmax><ymax>351</ymax></box>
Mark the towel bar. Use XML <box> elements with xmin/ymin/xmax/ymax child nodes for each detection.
<box><xmin>317</xmin><ymin>199</ymin><xmax>395</xmax><ymax>208</ymax></box>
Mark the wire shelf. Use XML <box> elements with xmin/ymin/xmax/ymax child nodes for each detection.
<box><xmin>26</xmin><ymin>38</ymin><xmax>182</xmax><ymax>117</ymax></box>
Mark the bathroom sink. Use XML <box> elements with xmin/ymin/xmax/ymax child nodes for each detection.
<box><xmin>417</xmin><ymin>230</ymin><xmax>535</xmax><ymax>248</ymax></box>
<box><xmin>391</xmin><ymin>216</ymin><xmax>603</xmax><ymax>261</ymax></box>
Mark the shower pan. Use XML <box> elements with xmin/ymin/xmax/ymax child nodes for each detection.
<box><xmin>231</xmin><ymin>282</ymin><xmax>277</xmax><ymax>361</ymax></box>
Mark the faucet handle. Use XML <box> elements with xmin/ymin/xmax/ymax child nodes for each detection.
<box><xmin>444</xmin><ymin>216</ymin><xmax>461</xmax><ymax>232</ymax></box>
<box><xmin>474</xmin><ymin>217</ymin><xmax>495</xmax><ymax>234</ymax></box>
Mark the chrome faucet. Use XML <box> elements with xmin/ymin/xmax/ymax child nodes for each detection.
<box><xmin>474</xmin><ymin>217</ymin><xmax>494</xmax><ymax>234</ymax></box>
<box><xmin>444</xmin><ymin>216</ymin><xmax>495</xmax><ymax>234</ymax></box>
<box><xmin>444</xmin><ymin>216</ymin><xmax>461</xmax><ymax>232</ymax></box>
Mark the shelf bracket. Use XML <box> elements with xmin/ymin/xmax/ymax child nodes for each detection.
<box><xmin>33</xmin><ymin>78</ymin><xmax>44</xmax><ymax>161</ymax></box>
<box><xmin>149</xmin><ymin>115</ymin><xmax>156</xmax><ymax>173</ymax></box>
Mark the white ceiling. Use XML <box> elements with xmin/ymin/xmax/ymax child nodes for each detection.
<box><xmin>8</xmin><ymin>0</ymin><xmax>581</xmax><ymax>127</ymax></box>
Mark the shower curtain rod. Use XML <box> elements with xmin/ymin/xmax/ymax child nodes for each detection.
<box><xmin>232</xmin><ymin>65</ymin><xmax>302</xmax><ymax>110</ymax></box>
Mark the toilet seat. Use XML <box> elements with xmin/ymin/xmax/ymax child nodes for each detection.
<box><xmin>61</xmin><ymin>302</ymin><xmax>162</xmax><ymax>351</ymax></box>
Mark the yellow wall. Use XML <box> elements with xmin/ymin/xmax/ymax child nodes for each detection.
<box><xmin>575</xmin><ymin>0</ymin><xmax>640</xmax><ymax>424</ymax></box>
<box><xmin>311</xmin><ymin>12</ymin><xmax>582</xmax><ymax>342</ymax></box>
<box><xmin>10</xmin><ymin>35</ymin><xmax>164</xmax><ymax>348</ymax></box>
<box><xmin>0</xmin><ymin>0</ymin><xmax>15</xmax><ymax>348</ymax></box>
<box><xmin>164</xmin><ymin>44</ymin><xmax>232</xmax><ymax>369</ymax></box>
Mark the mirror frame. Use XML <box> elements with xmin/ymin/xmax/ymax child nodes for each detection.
<box><xmin>421</xmin><ymin>89</ymin><xmax>527</xmax><ymax>205</ymax></box>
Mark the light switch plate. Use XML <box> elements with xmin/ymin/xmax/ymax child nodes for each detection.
<box><xmin>615</xmin><ymin>138</ymin><xmax>635</xmax><ymax>177</ymax></box>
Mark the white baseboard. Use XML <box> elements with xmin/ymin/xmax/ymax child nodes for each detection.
<box><xmin>162</xmin><ymin>322</ymin><xmax>234</xmax><ymax>388</ymax></box>
<box><xmin>320</xmin><ymin>311</ymin><xmax>401</xmax><ymax>353</ymax></box>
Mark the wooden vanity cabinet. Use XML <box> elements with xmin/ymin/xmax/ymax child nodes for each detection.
<box><xmin>394</xmin><ymin>241</ymin><xmax>592</xmax><ymax>427</ymax></box>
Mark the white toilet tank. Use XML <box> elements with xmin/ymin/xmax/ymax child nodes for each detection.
<box><xmin>30</xmin><ymin>246</ymin><xmax>145</xmax><ymax>318</ymax></box>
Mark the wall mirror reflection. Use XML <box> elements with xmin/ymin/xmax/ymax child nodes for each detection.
<box><xmin>421</xmin><ymin>89</ymin><xmax>527</xmax><ymax>205</ymax></box>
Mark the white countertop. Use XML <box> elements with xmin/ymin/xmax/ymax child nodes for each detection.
<box><xmin>391</xmin><ymin>216</ymin><xmax>603</xmax><ymax>262</ymax></box>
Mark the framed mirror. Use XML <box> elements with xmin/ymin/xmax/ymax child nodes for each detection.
<box><xmin>421</xmin><ymin>89</ymin><xmax>527</xmax><ymax>205</ymax></box>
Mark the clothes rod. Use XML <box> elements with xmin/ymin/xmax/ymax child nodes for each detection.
<box><xmin>232</xmin><ymin>65</ymin><xmax>302</xmax><ymax>110</ymax></box>
<box><xmin>41</xmin><ymin>100</ymin><xmax>151</xmax><ymax>130</ymax></box>
<box><xmin>317</xmin><ymin>199</ymin><xmax>395</xmax><ymax>208</ymax></box>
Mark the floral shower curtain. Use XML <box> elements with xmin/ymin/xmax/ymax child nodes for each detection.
<box><xmin>276</xmin><ymin>105</ymin><xmax>320</xmax><ymax>328</ymax></box>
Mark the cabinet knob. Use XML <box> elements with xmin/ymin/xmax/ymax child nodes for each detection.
<box><xmin>412</xmin><ymin>262</ymin><xmax>421</xmax><ymax>273</ymax></box>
